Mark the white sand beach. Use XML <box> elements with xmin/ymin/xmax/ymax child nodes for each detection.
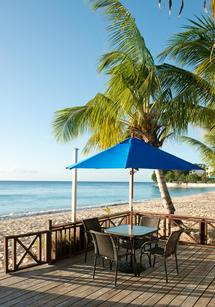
<box><xmin>0</xmin><ymin>191</ymin><xmax>215</xmax><ymax>269</ymax></box>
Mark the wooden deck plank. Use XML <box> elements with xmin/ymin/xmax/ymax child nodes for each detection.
<box><xmin>122</xmin><ymin>246</ymin><xmax>201</xmax><ymax>306</ymax></box>
<box><xmin>0</xmin><ymin>246</ymin><xmax>214</xmax><ymax>307</ymax></box>
<box><xmin>192</xmin><ymin>265</ymin><xmax>215</xmax><ymax>307</ymax></box>
<box><xmin>0</xmin><ymin>263</ymin><xmax>82</xmax><ymax>304</ymax></box>
<box><xmin>207</xmin><ymin>295</ymin><xmax>215</xmax><ymax>307</ymax></box>
<box><xmin>121</xmin><ymin>246</ymin><xmax>199</xmax><ymax>306</ymax></box>
<box><xmin>166</xmin><ymin>255</ymin><xmax>214</xmax><ymax>306</ymax></box>
<box><xmin>8</xmin><ymin>264</ymin><xmax>95</xmax><ymax>306</ymax></box>
<box><xmin>147</xmin><ymin>247</ymin><xmax>212</xmax><ymax>306</ymax></box>
<box><xmin>77</xmin><ymin>246</ymin><xmax>194</xmax><ymax>307</ymax></box>
<box><xmin>172</xmin><ymin>252</ymin><xmax>215</xmax><ymax>306</ymax></box>
<box><xmin>41</xmin><ymin>252</ymin><xmax>164</xmax><ymax>307</ymax></box>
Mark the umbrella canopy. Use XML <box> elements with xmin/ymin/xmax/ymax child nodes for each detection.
<box><xmin>67</xmin><ymin>137</ymin><xmax>202</xmax><ymax>223</ymax></box>
<box><xmin>67</xmin><ymin>137</ymin><xmax>202</xmax><ymax>171</ymax></box>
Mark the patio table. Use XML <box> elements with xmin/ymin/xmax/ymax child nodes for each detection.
<box><xmin>105</xmin><ymin>224</ymin><xmax>157</xmax><ymax>276</ymax></box>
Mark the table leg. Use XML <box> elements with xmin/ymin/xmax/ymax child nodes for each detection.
<box><xmin>132</xmin><ymin>239</ymin><xmax>137</xmax><ymax>276</ymax></box>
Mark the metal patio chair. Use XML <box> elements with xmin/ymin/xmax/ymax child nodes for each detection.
<box><xmin>139</xmin><ymin>216</ymin><xmax>161</xmax><ymax>241</ymax></box>
<box><xmin>90</xmin><ymin>230</ymin><xmax>128</xmax><ymax>287</ymax></box>
<box><xmin>140</xmin><ymin>229</ymin><xmax>183</xmax><ymax>282</ymax></box>
<box><xmin>82</xmin><ymin>217</ymin><xmax>103</xmax><ymax>263</ymax></box>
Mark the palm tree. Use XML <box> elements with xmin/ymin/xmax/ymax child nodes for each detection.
<box><xmin>159</xmin><ymin>14</ymin><xmax>215</xmax><ymax>175</ymax></box>
<box><xmin>158</xmin><ymin>15</ymin><xmax>215</xmax><ymax>139</ymax></box>
<box><xmin>53</xmin><ymin>1</ymin><xmax>212</xmax><ymax>214</ymax></box>
<box><xmin>159</xmin><ymin>15</ymin><xmax>215</xmax><ymax>84</ymax></box>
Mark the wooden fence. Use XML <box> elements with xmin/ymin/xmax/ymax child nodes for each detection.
<box><xmin>3</xmin><ymin>230</ymin><xmax>51</xmax><ymax>273</ymax></box>
<box><xmin>3</xmin><ymin>211</ymin><xmax>215</xmax><ymax>273</ymax></box>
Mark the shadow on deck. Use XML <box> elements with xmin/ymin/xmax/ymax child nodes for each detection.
<box><xmin>0</xmin><ymin>245</ymin><xmax>214</xmax><ymax>307</ymax></box>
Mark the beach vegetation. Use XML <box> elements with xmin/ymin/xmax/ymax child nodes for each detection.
<box><xmin>152</xmin><ymin>168</ymin><xmax>215</xmax><ymax>183</ymax></box>
<box><xmin>104</xmin><ymin>206</ymin><xmax>111</xmax><ymax>216</ymax></box>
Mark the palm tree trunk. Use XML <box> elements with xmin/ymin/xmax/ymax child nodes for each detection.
<box><xmin>155</xmin><ymin>169</ymin><xmax>175</xmax><ymax>214</ymax></box>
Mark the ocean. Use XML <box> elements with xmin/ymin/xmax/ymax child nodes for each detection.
<box><xmin>0</xmin><ymin>181</ymin><xmax>215</xmax><ymax>218</ymax></box>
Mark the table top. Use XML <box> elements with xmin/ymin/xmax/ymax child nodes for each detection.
<box><xmin>105</xmin><ymin>224</ymin><xmax>157</xmax><ymax>238</ymax></box>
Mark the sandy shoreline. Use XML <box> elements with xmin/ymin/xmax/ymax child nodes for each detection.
<box><xmin>1</xmin><ymin>191</ymin><xmax>215</xmax><ymax>268</ymax></box>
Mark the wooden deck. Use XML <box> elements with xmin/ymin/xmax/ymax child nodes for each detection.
<box><xmin>0</xmin><ymin>245</ymin><xmax>214</xmax><ymax>307</ymax></box>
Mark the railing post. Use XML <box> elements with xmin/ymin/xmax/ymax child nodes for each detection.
<box><xmin>3</xmin><ymin>237</ymin><xmax>9</xmax><ymax>273</ymax></box>
<box><xmin>38</xmin><ymin>234</ymin><xmax>42</xmax><ymax>263</ymax></box>
<box><xmin>80</xmin><ymin>224</ymin><xmax>85</xmax><ymax>250</ymax></box>
<box><xmin>47</xmin><ymin>220</ymin><xmax>52</xmax><ymax>264</ymax></box>
<box><xmin>200</xmin><ymin>220</ymin><xmax>207</xmax><ymax>245</ymax></box>
<box><xmin>12</xmin><ymin>238</ymin><xmax>16</xmax><ymax>271</ymax></box>
<box><xmin>163</xmin><ymin>218</ymin><xmax>167</xmax><ymax>238</ymax></box>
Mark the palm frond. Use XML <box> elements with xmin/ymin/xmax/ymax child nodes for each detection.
<box><xmin>157</xmin><ymin>63</ymin><xmax>215</xmax><ymax>106</ymax></box>
<box><xmin>53</xmin><ymin>106</ymin><xmax>89</xmax><ymax>143</ymax></box>
<box><xmin>180</xmin><ymin>136</ymin><xmax>215</xmax><ymax>166</ymax></box>
<box><xmin>90</xmin><ymin>0</ymin><xmax>154</xmax><ymax>68</ymax></box>
<box><xmin>83</xmin><ymin>121</ymin><xmax>124</xmax><ymax>154</ymax></box>
<box><xmin>158</xmin><ymin>15</ymin><xmax>215</xmax><ymax>79</ymax></box>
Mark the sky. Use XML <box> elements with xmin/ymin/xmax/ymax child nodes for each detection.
<box><xmin>0</xmin><ymin>0</ymin><xmax>209</xmax><ymax>182</ymax></box>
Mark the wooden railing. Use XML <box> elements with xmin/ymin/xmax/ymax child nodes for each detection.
<box><xmin>3</xmin><ymin>211</ymin><xmax>215</xmax><ymax>273</ymax></box>
<box><xmin>49</xmin><ymin>211</ymin><xmax>130</xmax><ymax>262</ymax></box>
<box><xmin>136</xmin><ymin>212</ymin><xmax>215</xmax><ymax>247</ymax></box>
<box><xmin>3</xmin><ymin>211</ymin><xmax>130</xmax><ymax>273</ymax></box>
<box><xmin>3</xmin><ymin>230</ymin><xmax>51</xmax><ymax>273</ymax></box>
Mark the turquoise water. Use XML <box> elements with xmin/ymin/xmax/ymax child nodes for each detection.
<box><xmin>0</xmin><ymin>181</ymin><xmax>215</xmax><ymax>218</ymax></box>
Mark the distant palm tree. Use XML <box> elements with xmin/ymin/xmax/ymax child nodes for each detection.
<box><xmin>53</xmin><ymin>1</ymin><xmax>213</xmax><ymax>214</ymax></box>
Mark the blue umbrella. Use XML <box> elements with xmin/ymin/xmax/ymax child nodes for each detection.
<box><xmin>67</xmin><ymin>138</ymin><xmax>201</xmax><ymax>171</ymax></box>
<box><xmin>67</xmin><ymin>137</ymin><xmax>202</xmax><ymax>220</ymax></box>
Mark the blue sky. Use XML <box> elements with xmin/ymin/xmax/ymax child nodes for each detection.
<box><xmin>0</xmin><ymin>0</ymin><xmax>208</xmax><ymax>181</ymax></box>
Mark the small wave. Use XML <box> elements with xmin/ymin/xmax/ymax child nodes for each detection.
<box><xmin>0</xmin><ymin>208</ymin><xmax>71</xmax><ymax>220</ymax></box>
<box><xmin>0</xmin><ymin>199</ymin><xmax>149</xmax><ymax>220</ymax></box>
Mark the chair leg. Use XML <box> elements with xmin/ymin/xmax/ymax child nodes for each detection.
<box><xmin>114</xmin><ymin>260</ymin><xmax>118</xmax><ymax>287</ymax></box>
<box><xmin>175</xmin><ymin>253</ymin><xmax>179</xmax><ymax>274</ymax></box>
<box><xmin>130</xmin><ymin>253</ymin><xmax>133</xmax><ymax>267</ymax></box>
<box><xmin>84</xmin><ymin>238</ymin><xmax>88</xmax><ymax>263</ymax></box>
<box><xmin>164</xmin><ymin>258</ymin><xmax>168</xmax><ymax>283</ymax></box>
<box><xmin>126</xmin><ymin>248</ymin><xmax>128</xmax><ymax>261</ymax></box>
<box><xmin>93</xmin><ymin>255</ymin><xmax>97</xmax><ymax>279</ymax></box>
<box><xmin>153</xmin><ymin>255</ymin><xmax>156</xmax><ymax>267</ymax></box>
<box><xmin>84</xmin><ymin>248</ymin><xmax>87</xmax><ymax>263</ymax></box>
<box><xmin>148</xmin><ymin>254</ymin><xmax>152</xmax><ymax>267</ymax></box>
<box><xmin>110</xmin><ymin>260</ymin><xmax>113</xmax><ymax>271</ymax></box>
<box><xmin>140</xmin><ymin>251</ymin><xmax>142</xmax><ymax>265</ymax></box>
<box><xmin>102</xmin><ymin>258</ymin><xmax>105</xmax><ymax>267</ymax></box>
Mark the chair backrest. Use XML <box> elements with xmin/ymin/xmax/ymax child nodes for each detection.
<box><xmin>139</xmin><ymin>216</ymin><xmax>160</xmax><ymax>229</ymax></box>
<box><xmin>90</xmin><ymin>230</ymin><xmax>117</xmax><ymax>261</ymax></box>
<box><xmin>82</xmin><ymin>218</ymin><xmax>102</xmax><ymax>242</ymax></box>
<box><xmin>165</xmin><ymin>229</ymin><xmax>183</xmax><ymax>257</ymax></box>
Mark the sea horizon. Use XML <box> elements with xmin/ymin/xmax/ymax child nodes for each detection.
<box><xmin>1</xmin><ymin>180</ymin><xmax>215</xmax><ymax>219</ymax></box>
<box><xmin>0</xmin><ymin>180</ymin><xmax>153</xmax><ymax>183</ymax></box>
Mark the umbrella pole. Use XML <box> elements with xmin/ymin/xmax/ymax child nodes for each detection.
<box><xmin>129</xmin><ymin>169</ymin><xmax>134</xmax><ymax>226</ymax></box>
<box><xmin>71</xmin><ymin>148</ymin><xmax>78</xmax><ymax>223</ymax></box>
